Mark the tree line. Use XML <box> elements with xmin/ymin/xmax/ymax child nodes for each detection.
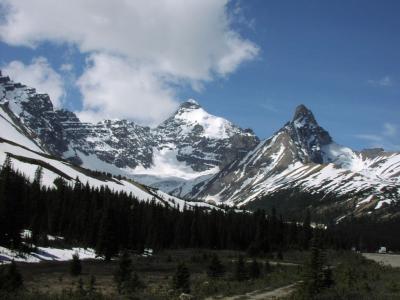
<box><xmin>1</xmin><ymin>154</ymin><xmax>397</xmax><ymax>259</ymax></box>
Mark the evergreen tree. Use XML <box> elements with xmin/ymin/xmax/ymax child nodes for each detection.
<box><xmin>207</xmin><ymin>253</ymin><xmax>225</xmax><ymax>278</ymax></box>
<box><xmin>323</xmin><ymin>266</ymin><xmax>334</xmax><ymax>288</ymax></box>
<box><xmin>123</xmin><ymin>272</ymin><xmax>145</xmax><ymax>294</ymax></box>
<box><xmin>0</xmin><ymin>260</ymin><xmax>23</xmax><ymax>292</ymax></box>
<box><xmin>264</xmin><ymin>260</ymin><xmax>273</xmax><ymax>275</ymax></box>
<box><xmin>76</xmin><ymin>277</ymin><xmax>86</xmax><ymax>296</ymax></box>
<box><xmin>114</xmin><ymin>250</ymin><xmax>132</xmax><ymax>294</ymax></box>
<box><xmin>69</xmin><ymin>253</ymin><xmax>82</xmax><ymax>276</ymax></box>
<box><xmin>249</xmin><ymin>258</ymin><xmax>261</xmax><ymax>279</ymax></box>
<box><xmin>172</xmin><ymin>262</ymin><xmax>190</xmax><ymax>293</ymax></box>
<box><xmin>234</xmin><ymin>255</ymin><xmax>247</xmax><ymax>281</ymax></box>
<box><xmin>301</xmin><ymin>210</ymin><xmax>312</xmax><ymax>250</ymax></box>
<box><xmin>277</xmin><ymin>249</ymin><xmax>283</xmax><ymax>260</ymax></box>
<box><xmin>88</xmin><ymin>275</ymin><xmax>96</xmax><ymax>296</ymax></box>
<box><xmin>299</xmin><ymin>236</ymin><xmax>325</xmax><ymax>297</ymax></box>
<box><xmin>0</xmin><ymin>155</ymin><xmax>24</xmax><ymax>248</ymax></box>
<box><xmin>96</xmin><ymin>208</ymin><xmax>119</xmax><ymax>261</ymax></box>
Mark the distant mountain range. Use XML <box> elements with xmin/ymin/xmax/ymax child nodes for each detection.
<box><xmin>1</xmin><ymin>70</ymin><xmax>399</xmax><ymax>221</ymax></box>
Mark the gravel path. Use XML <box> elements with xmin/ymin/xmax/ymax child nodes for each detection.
<box><xmin>206</xmin><ymin>282</ymin><xmax>299</xmax><ymax>300</ymax></box>
<box><xmin>363</xmin><ymin>253</ymin><xmax>400</xmax><ymax>268</ymax></box>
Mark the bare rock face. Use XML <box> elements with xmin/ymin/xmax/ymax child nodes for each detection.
<box><xmin>288</xmin><ymin>104</ymin><xmax>332</xmax><ymax>164</ymax></box>
<box><xmin>0</xmin><ymin>73</ymin><xmax>258</xmax><ymax>184</ymax></box>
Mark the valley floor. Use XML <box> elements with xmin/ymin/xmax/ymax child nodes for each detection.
<box><xmin>2</xmin><ymin>250</ymin><xmax>400</xmax><ymax>299</ymax></box>
<box><xmin>3</xmin><ymin>249</ymin><xmax>303</xmax><ymax>299</ymax></box>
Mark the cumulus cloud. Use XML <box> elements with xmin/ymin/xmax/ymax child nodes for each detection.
<box><xmin>76</xmin><ymin>53</ymin><xmax>178</xmax><ymax>125</ymax></box>
<box><xmin>368</xmin><ymin>76</ymin><xmax>394</xmax><ymax>87</ymax></box>
<box><xmin>2</xmin><ymin>57</ymin><xmax>65</xmax><ymax>107</ymax></box>
<box><xmin>0</xmin><ymin>0</ymin><xmax>259</xmax><ymax>124</ymax></box>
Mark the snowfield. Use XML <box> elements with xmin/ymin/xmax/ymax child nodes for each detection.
<box><xmin>0</xmin><ymin>246</ymin><xmax>98</xmax><ymax>264</ymax></box>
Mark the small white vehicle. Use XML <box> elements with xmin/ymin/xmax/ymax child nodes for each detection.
<box><xmin>378</xmin><ymin>246</ymin><xmax>387</xmax><ymax>254</ymax></box>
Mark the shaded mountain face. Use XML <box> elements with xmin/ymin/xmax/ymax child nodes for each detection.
<box><xmin>0</xmin><ymin>72</ymin><xmax>259</xmax><ymax>189</ymax></box>
<box><xmin>189</xmin><ymin>105</ymin><xmax>400</xmax><ymax>221</ymax></box>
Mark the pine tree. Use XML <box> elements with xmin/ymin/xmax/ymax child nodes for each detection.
<box><xmin>88</xmin><ymin>275</ymin><xmax>96</xmax><ymax>296</ymax></box>
<box><xmin>96</xmin><ymin>208</ymin><xmax>119</xmax><ymax>261</ymax></box>
<box><xmin>264</xmin><ymin>260</ymin><xmax>273</xmax><ymax>275</ymax></box>
<box><xmin>323</xmin><ymin>266</ymin><xmax>334</xmax><ymax>288</ymax></box>
<box><xmin>114</xmin><ymin>250</ymin><xmax>132</xmax><ymax>294</ymax></box>
<box><xmin>76</xmin><ymin>277</ymin><xmax>86</xmax><ymax>296</ymax></box>
<box><xmin>0</xmin><ymin>155</ymin><xmax>23</xmax><ymax>248</ymax></box>
<box><xmin>0</xmin><ymin>260</ymin><xmax>23</xmax><ymax>292</ymax></box>
<box><xmin>33</xmin><ymin>166</ymin><xmax>43</xmax><ymax>185</ymax></box>
<box><xmin>69</xmin><ymin>253</ymin><xmax>82</xmax><ymax>276</ymax></box>
<box><xmin>207</xmin><ymin>253</ymin><xmax>225</xmax><ymax>278</ymax></box>
<box><xmin>234</xmin><ymin>255</ymin><xmax>247</xmax><ymax>281</ymax></box>
<box><xmin>123</xmin><ymin>272</ymin><xmax>145</xmax><ymax>294</ymax></box>
<box><xmin>172</xmin><ymin>262</ymin><xmax>190</xmax><ymax>293</ymax></box>
<box><xmin>301</xmin><ymin>210</ymin><xmax>312</xmax><ymax>250</ymax></box>
<box><xmin>277</xmin><ymin>249</ymin><xmax>283</xmax><ymax>260</ymax></box>
<box><xmin>300</xmin><ymin>236</ymin><xmax>325</xmax><ymax>297</ymax></box>
<box><xmin>249</xmin><ymin>258</ymin><xmax>261</xmax><ymax>279</ymax></box>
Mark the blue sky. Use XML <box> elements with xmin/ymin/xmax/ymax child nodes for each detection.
<box><xmin>0</xmin><ymin>0</ymin><xmax>399</xmax><ymax>150</ymax></box>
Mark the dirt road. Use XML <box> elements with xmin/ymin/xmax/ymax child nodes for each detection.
<box><xmin>206</xmin><ymin>282</ymin><xmax>299</xmax><ymax>300</ymax></box>
<box><xmin>363</xmin><ymin>253</ymin><xmax>400</xmax><ymax>268</ymax></box>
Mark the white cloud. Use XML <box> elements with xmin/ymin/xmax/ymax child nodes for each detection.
<box><xmin>0</xmin><ymin>0</ymin><xmax>259</xmax><ymax>124</ymax></box>
<box><xmin>383</xmin><ymin>122</ymin><xmax>396</xmax><ymax>137</ymax></box>
<box><xmin>2</xmin><ymin>57</ymin><xmax>65</xmax><ymax>107</ymax></box>
<box><xmin>368</xmin><ymin>76</ymin><xmax>393</xmax><ymax>87</ymax></box>
<box><xmin>60</xmin><ymin>63</ymin><xmax>73</xmax><ymax>72</ymax></box>
<box><xmin>355</xmin><ymin>134</ymin><xmax>383</xmax><ymax>143</ymax></box>
<box><xmin>76</xmin><ymin>53</ymin><xmax>178</xmax><ymax>125</ymax></box>
<box><xmin>355</xmin><ymin>123</ymin><xmax>399</xmax><ymax>151</ymax></box>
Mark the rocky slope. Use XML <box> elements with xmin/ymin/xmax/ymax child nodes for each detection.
<box><xmin>0</xmin><ymin>71</ymin><xmax>258</xmax><ymax>193</ymax></box>
<box><xmin>0</xmin><ymin>92</ymin><xmax>215</xmax><ymax>210</ymax></box>
<box><xmin>189</xmin><ymin>105</ymin><xmax>400</xmax><ymax>220</ymax></box>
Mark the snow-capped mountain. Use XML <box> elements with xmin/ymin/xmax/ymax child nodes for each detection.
<box><xmin>1</xmin><ymin>70</ymin><xmax>399</xmax><ymax>220</ymax></box>
<box><xmin>189</xmin><ymin>105</ymin><xmax>400</xmax><ymax>220</ymax></box>
<box><xmin>0</xmin><ymin>102</ymin><xmax>217</xmax><ymax>211</ymax></box>
<box><xmin>0</xmin><ymin>71</ymin><xmax>258</xmax><ymax>194</ymax></box>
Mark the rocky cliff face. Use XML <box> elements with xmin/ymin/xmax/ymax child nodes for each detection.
<box><xmin>0</xmin><ymin>72</ymin><xmax>259</xmax><ymax>191</ymax></box>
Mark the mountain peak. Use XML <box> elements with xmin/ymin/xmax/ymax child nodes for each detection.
<box><xmin>179</xmin><ymin>99</ymin><xmax>201</xmax><ymax>110</ymax></box>
<box><xmin>292</xmin><ymin>104</ymin><xmax>317</xmax><ymax>124</ymax></box>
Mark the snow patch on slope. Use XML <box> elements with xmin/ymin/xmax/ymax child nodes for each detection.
<box><xmin>0</xmin><ymin>246</ymin><xmax>98</xmax><ymax>264</ymax></box>
<box><xmin>131</xmin><ymin>146</ymin><xmax>219</xmax><ymax>180</ymax></box>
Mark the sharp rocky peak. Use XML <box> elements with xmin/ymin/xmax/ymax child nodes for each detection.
<box><xmin>276</xmin><ymin>104</ymin><xmax>333</xmax><ymax>164</ymax></box>
<box><xmin>291</xmin><ymin>104</ymin><xmax>318</xmax><ymax>127</ymax></box>
<box><xmin>178</xmin><ymin>99</ymin><xmax>201</xmax><ymax>110</ymax></box>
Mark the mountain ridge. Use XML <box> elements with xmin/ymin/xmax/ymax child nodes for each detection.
<box><xmin>0</xmin><ymin>71</ymin><xmax>258</xmax><ymax>192</ymax></box>
<box><xmin>188</xmin><ymin>104</ymin><xmax>400</xmax><ymax>221</ymax></box>
<box><xmin>1</xmin><ymin>70</ymin><xmax>399</xmax><ymax>220</ymax></box>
